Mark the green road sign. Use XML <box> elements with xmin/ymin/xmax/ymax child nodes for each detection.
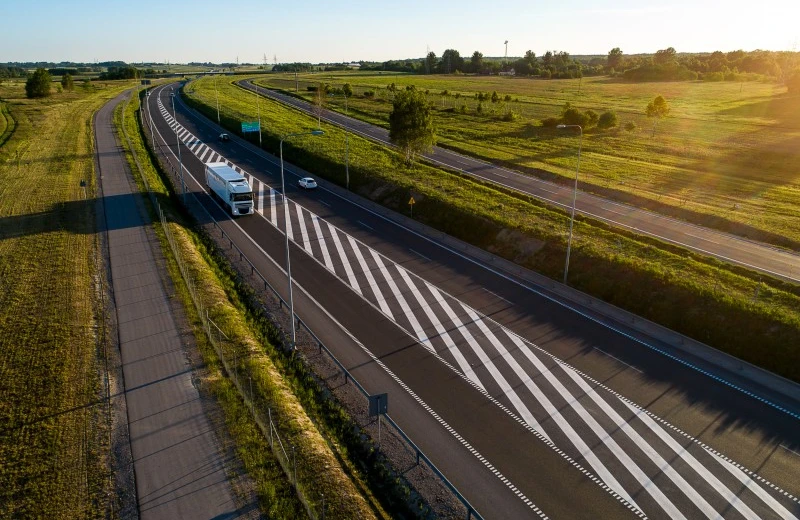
<box><xmin>241</xmin><ymin>121</ymin><xmax>260</xmax><ymax>133</ymax></box>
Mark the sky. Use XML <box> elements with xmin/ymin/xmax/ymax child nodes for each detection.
<box><xmin>2</xmin><ymin>0</ymin><xmax>799</xmax><ymax>64</ymax></box>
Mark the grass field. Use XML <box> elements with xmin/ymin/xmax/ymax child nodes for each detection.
<box><xmin>120</xmin><ymin>89</ymin><xmax>393</xmax><ymax>519</ymax></box>
<box><xmin>0</xmin><ymin>80</ymin><xmax>132</xmax><ymax>517</ymax></box>
<box><xmin>255</xmin><ymin>72</ymin><xmax>800</xmax><ymax>249</ymax></box>
<box><xmin>184</xmin><ymin>75</ymin><xmax>800</xmax><ymax>383</ymax></box>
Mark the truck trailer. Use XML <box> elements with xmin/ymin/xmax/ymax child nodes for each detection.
<box><xmin>205</xmin><ymin>162</ymin><xmax>254</xmax><ymax>216</ymax></box>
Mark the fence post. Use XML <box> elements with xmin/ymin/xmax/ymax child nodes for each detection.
<box><xmin>268</xmin><ymin>408</ymin><xmax>273</xmax><ymax>448</ymax></box>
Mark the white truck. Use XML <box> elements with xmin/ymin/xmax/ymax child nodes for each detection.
<box><xmin>205</xmin><ymin>162</ymin><xmax>254</xmax><ymax>216</ymax></box>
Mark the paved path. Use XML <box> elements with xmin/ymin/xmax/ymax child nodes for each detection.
<box><xmin>95</xmin><ymin>91</ymin><xmax>240</xmax><ymax>519</ymax></box>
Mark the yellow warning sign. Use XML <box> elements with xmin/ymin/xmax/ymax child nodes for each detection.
<box><xmin>408</xmin><ymin>197</ymin><xmax>416</xmax><ymax>205</ymax></box>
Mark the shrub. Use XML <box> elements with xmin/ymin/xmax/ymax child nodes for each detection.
<box><xmin>624</xmin><ymin>121</ymin><xmax>637</xmax><ymax>132</ymax></box>
<box><xmin>585</xmin><ymin>109</ymin><xmax>599</xmax><ymax>128</ymax></box>
<box><xmin>541</xmin><ymin>70</ymin><xmax>552</xmax><ymax>79</ymax></box>
<box><xmin>476</xmin><ymin>102</ymin><xmax>484</xmax><ymax>114</ymax></box>
<box><xmin>541</xmin><ymin>117</ymin><xmax>560</xmax><ymax>127</ymax></box>
<box><xmin>363</xmin><ymin>90</ymin><xmax>375</xmax><ymax>99</ymax></box>
<box><xmin>459</xmin><ymin>104</ymin><xmax>467</xmax><ymax>114</ymax></box>
<box><xmin>562</xmin><ymin>107</ymin><xmax>589</xmax><ymax>127</ymax></box>
<box><xmin>25</xmin><ymin>68</ymin><xmax>52</xmax><ymax>98</ymax></box>
<box><xmin>501</xmin><ymin>111</ymin><xmax>519</xmax><ymax>122</ymax></box>
<box><xmin>597</xmin><ymin>111</ymin><xmax>619</xmax><ymax>129</ymax></box>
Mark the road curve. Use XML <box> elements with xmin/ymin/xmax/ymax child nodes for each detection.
<box><xmin>150</xmin><ymin>82</ymin><xmax>800</xmax><ymax>519</ymax></box>
<box><xmin>238</xmin><ymin>79</ymin><xmax>800</xmax><ymax>284</ymax></box>
<box><xmin>95</xmin><ymin>91</ymin><xmax>242</xmax><ymax>519</ymax></box>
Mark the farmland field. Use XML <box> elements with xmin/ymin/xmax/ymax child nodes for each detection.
<box><xmin>0</xmin><ymin>80</ymin><xmax>132</xmax><ymax>517</ymax></box>
<box><xmin>255</xmin><ymin>72</ymin><xmax>800</xmax><ymax>248</ymax></box>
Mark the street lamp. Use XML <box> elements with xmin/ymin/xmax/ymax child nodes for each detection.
<box><xmin>254</xmin><ymin>83</ymin><xmax>263</xmax><ymax>148</ymax></box>
<box><xmin>280</xmin><ymin>130</ymin><xmax>325</xmax><ymax>348</ymax></box>
<box><xmin>171</xmin><ymin>90</ymin><xmax>185</xmax><ymax>202</ymax></box>
<box><xmin>328</xmin><ymin>90</ymin><xmax>350</xmax><ymax>190</ymax></box>
<box><xmin>557</xmin><ymin>124</ymin><xmax>583</xmax><ymax>285</ymax></box>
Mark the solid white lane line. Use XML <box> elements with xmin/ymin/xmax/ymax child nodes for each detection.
<box><xmin>780</xmin><ymin>444</ymin><xmax>800</xmax><ymax>458</ymax></box>
<box><xmin>318</xmin><ymin>199</ymin><xmax>331</xmax><ymax>207</ymax></box>
<box><xmin>358</xmin><ymin>220</ymin><xmax>374</xmax><ymax>231</ymax></box>
<box><xmin>561</xmin><ymin>362</ymin><xmax>749</xmax><ymax>519</ymax></box>
<box><xmin>397</xmin><ymin>271</ymin><xmax>486</xmax><ymax>392</ymax></box>
<box><xmin>483</xmin><ymin>288</ymin><xmax>513</xmax><ymax>305</ymax></box>
<box><xmin>257</xmin><ymin>181</ymin><xmax>264</xmax><ymax>214</ymax></box>
<box><xmin>593</xmin><ymin>347</ymin><xmax>643</xmax><ymax>374</ymax></box>
<box><xmin>295</xmin><ymin>204</ymin><xmax>312</xmax><ymax>254</ymax></box>
<box><xmin>327</xmin><ymin>223</ymin><xmax>361</xmax><ymax>294</ymax></box>
<box><xmin>409</xmin><ymin>248</ymin><xmax>432</xmax><ymax>261</ymax></box>
<box><xmin>348</xmin><ymin>236</ymin><xmax>393</xmax><ymax>318</ymax></box>
<box><xmin>623</xmin><ymin>400</ymin><xmax>788</xmax><ymax>520</ymax></box>
<box><xmin>370</xmin><ymin>250</ymin><xmax>433</xmax><ymax>351</ymax></box>
<box><xmin>428</xmin><ymin>287</ymin><xmax>551</xmax><ymax>443</ymax></box>
<box><xmin>310</xmin><ymin>214</ymin><xmax>335</xmax><ymax>272</ymax></box>
<box><xmin>269</xmin><ymin>189</ymin><xmax>277</xmax><ymax>225</ymax></box>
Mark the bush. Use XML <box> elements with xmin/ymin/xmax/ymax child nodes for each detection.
<box><xmin>501</xmin><ymin>111</ymin><xmax>519</xmax><ymax>122</ymax></box>
<box><xmin>624</xmin><ymin>121</ymin><xmax>637</xmax><ymax>132</ymax></box>
<box><xmin>459</xmin><ymin>104</ymin><xmax>467</xmax><ymax>114</ymax></box>
<box><xmin>541</xmin><ymin>117</ymin><xmax>560</xmax><ymax>127</ymax></box>
<box><xmin>597</xmin><ymin>111</ymin><xmax>618</xmax><ymax>129</ymax></box>
<box><xmin>61</xmin><ymin>73</ymin><xmax>74</xmax><ymax>91</ymax></box>
<box><xmin>540</xmin><ymin>70</ymin><xmax>552</xmax><ymax>79</ymax></box>
<box><xmin>25</xmin><ymin>68</ymin><xmax>52</xmax><ymax>98</ymax></box>
<box><xmin>476</xmin><ymin>102</ymin><xmax>483</xmax><ymax>114</ymax></box>
<box><xmin>585</xmin><ymin>109</ymin><xmax>599</xmax><ymax>128</ymax></box>
<box><xmin>562</xmin><ymin>107</ymin><xmax>589</xmax><ymax>127</ymax></box>
<box><xmin>363</xmin><ymin>90</ymin><xmax>375</xmax><ymax>99</ymax></box>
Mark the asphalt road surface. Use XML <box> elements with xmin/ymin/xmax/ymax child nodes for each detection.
<box><xmin>145</xmin><ymin>82</ymin><xmax>800</xmax><ymax>519</ymax></box>
<box><xmin>239</xmin><ymin>79</ymin><xmax>800</xmax><ymax>285</ymax></box>
<box><xmin>96</xmin><ymin>91</ymin><xmax>242</xmax><ymax>519</ymax></box>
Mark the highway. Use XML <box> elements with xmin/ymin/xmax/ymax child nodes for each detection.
<box><xmin>238</xmin><ymin>79</ymin><xmax>800</xmax><ymax>285</ymax></box>
<box><xmin>146</xmin><ymin>82</ymin><xmax>800</xmax><ymax>519</ymax></box>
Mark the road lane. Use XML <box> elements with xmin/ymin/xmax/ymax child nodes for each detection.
<box><xmin>147</xmin><ymin>83</ymin><xmax>800</xmax><ymax>519</ymax></box>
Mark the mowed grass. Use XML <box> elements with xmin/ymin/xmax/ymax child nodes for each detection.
<box><xmin>119</xmin><ymin>90</ymin><xmax>387</xmax><ymax>519</ymax></box>
<box><xmin>184</xmin><ymin>76</ymin><xmax>800</xmax><ymax>382</ymax></box>
<box><xmin>0</xmin><ymin>80</ymin><xmax>133</xmax><ymax>517</ymax></box>
<box><xmin>256</xmin><ymin>72</ymin><xmax>800</xmax><ymax>248</ymax></box>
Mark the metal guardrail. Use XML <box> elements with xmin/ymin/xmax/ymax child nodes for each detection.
<box><xmin>129</xmin><ymin>86</ymin><xmax>484</xmax><ymax>520</ymax></box>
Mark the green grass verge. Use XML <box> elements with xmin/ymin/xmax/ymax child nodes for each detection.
<box><xmin>0</xmin><ymin>80</ymin><xmax>133</xmax><ymax>518</ymax></box>
<box><xmin>255</xmin><ymin>73</ymin><xmax>800</xmax><ymax>249</ymax></box>
<box><xmin>121</xmin><ymin>88</ymin><xmax>424</xmax><ymax>519</ymax></box>
<box><xmin>184</xmin><ymin>76</ymin><xmax>800</xmax><ymax>384</ymax></box>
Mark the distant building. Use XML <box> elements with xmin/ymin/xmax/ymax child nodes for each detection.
<box><xmin>348</xmin><ymin>63</ymin><xmax>361</xmax><ymax>69</ymax></box>
<box><xmin>499</xmin><ymin>68</ymin><xmax>516</xmax><ymax>76</ymax></box>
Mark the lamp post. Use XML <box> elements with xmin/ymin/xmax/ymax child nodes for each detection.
<box><xmin>557</xmin><ymin>124</ymin><xmax>583</xmax><ymax>285</ymax></box>
<box><xmin>254</xmin><ymin>83</ymin><xmax>262</xmax><ymax>148</ymax></box>
<box><xmin>171</xmin><ymin>91</ymin><xmax>185</xmax><ymax>202</ymax></box>
<box><xmin>328</xmin><ymin>90</ymin><xmax>350</xmax><ymax>190</ymax></box>
<box><xmin>280</xmin><ymin>130</ymin><xmax>325</xmax><ymax>348</ymax></box>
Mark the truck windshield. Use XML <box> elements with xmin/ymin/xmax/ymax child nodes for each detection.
<box><xmin>232</xmin><ymin>193</ymin><xmax>253</xmax><ymax>202</ymax></box>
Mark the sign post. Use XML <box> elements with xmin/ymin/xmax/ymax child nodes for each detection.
<box><xmin>368</xmin><ymin>393</ymin><xmax>388</xmax><ymax>449</ymax></box>
<box><xmin>408</xmin><ymin>196</ymin><xmax>416</xmax><ymax>218</ymax></box>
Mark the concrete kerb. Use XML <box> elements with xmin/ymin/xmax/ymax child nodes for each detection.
<box><xmin>178</xmin><ymin>81</ymin><xmax>800</xmax><ymax>414</ymax></box>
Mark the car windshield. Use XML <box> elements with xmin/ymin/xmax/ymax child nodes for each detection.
<box><xmin>232</xmin><ymin>193</ymin><xmax>253</xmax><ymax>202</ymax></box>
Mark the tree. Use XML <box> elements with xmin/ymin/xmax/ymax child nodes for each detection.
<box><xmin>607</xmin><ymin>47</ymin><xmax>624</xmax><ymax>71</ymax></box>
<box><xmin>524</xmin><ymin>50</ymin><xmax>537</xmax><ymax>68</ymax></box>
<box><xmin>646</xmin><ymin>95</ymin><xmax>670</xmax><ymax>136</ymax></box>
<box><xmin>653</xmin><ymin>47</ymin><xmax>677</xmax><ymax>66</ymax></box>
<box><xmin>25</xmin><ymin>68</ymin><xmax>52</xmax><ymax>98</ymax></box>
<box><xmin>61</xmin><ymin>73</ymin><xmax>74</xmax><ymax>91</ymax></box>
<box><xmin>388</xmin><ymin>89</ymin><xmax>436</xmax><ymax>165</ymax></box>
<box><xmin>425</xmin><ymin>52</ymin><xmax>437</xmax><ymax>74</ymax></box>
<box><xmin>342</xmin><ymin>82</ymin><xmax>353</xmax><ymax>98</ymax></box>
<box><xmin>470</xmin><ymin>51</ymin><xmax>483</xmax><ymax>73</ymax></box>
<box><xmin>440</xmin><ymin>49</ymin><xmax>464</xmax><ymax>74</ymax></box>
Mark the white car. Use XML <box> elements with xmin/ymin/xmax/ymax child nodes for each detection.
<box><xmin>298</xmin><ymin>177</ymin><xmax>317</xmax><ymax>189</ymax></box>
